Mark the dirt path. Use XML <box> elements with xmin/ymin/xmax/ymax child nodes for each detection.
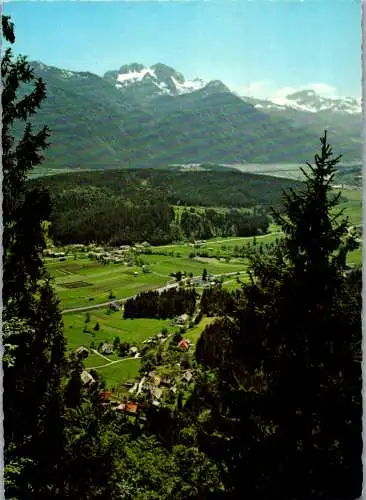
<box><xmin>61</xmin><ymin>281</ymin><xmax>179</xmax><ymax>314</ymax></box>
<box><xmin>87</xmin><ymin>356</ymin><xmax>137</xmax><ymax>370</ymax></box>
<box><xmin>90</xmin><ymin>348</ymin><xmax>111</xmax><ymax>362</ymax></box>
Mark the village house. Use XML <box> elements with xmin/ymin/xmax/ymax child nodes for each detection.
<box><xmin>178</xmin><ymin>339</ymin><xmax>190</xmax><ymax>350</ymax></box>
<box><xmin>182</xmin><ymin>370</ymin><xmax>193</xmax><ymax>383</ymax></box>
<box><xmin>101</xmin><ymin>343</ymin><xmax>114</xmax><ymax>355</ymax></box>
<box><xmin>152</xmin><ymin>387</ymin><xmax>163</xmax><ymax>402</ymax></box>
<box><xmin>129</xmin><ymin>346</ymin><xmax>138</xmax><ymax>357</ymax></box>
<box><xmin>74</xmin><ymin>346</ymin><xmax>89</xmax><ymax>359</ymax></box>
<box><xmin>175</xmin><ymin>313</ymin><xmax>189</xmax><ymax>326</ymax></box>
<box><xmin>160</xmin><ymin>375</ymin><xmax>172</xmax><ymax>387</ymax></box>
<box><xmin>100</xmin><ymin>391</ymin><xmax>112</xmax><ymax>400</ymax></box>
<box><xmin>115</xmin><ymin>401</ymin><xmax>139</xmax><ymax>415</ymax></box>
<box><xmin>109</xmin><ymin>301</ymin><xmax>120</xmax><ymax>312</ymax></box>
<box><xmin>80</xmin><ymin>370</ymin><xmax>95</xmax><ymax>387</ymax></box>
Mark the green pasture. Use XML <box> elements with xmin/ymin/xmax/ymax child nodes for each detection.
<box><xmin>46</xmin><ymin>253</ymin><xmax>250</xmax><ymax>310</ymax></box>
<box><xmin>347</xmin><ymin>248</ymin><xmax>362</xmax><ymax>267</ymax></box>
<box><xmin>150</xmin><ymin>232</ymin><xmax>281</xmax><ymax>260</ymax></box>
<box><xmin>47</xmin><ymin>258</ymin><xmax>168</xmax><ymax>309</ymax></box>
<box><xmin>185</xmin><ymin>316</ymin><xmax>218</xmax><ymax>345</ymax></box>
<box><xmin>96</xmin><ymin>358</ymin><xmax>141</xmax><ymax>388</ymax></box>
<box><xmin>335</xmin><ymin>188</ymin><xmax>362</xmax><ymax>226</ymax></box>
<box><xmin>141</xmin><ymin>254</ymin><xmax>246</xmax><ymax>275</ymax></box>
<box><xmin>63</xmin><ymin>312</ymin><xmax>176</xmax><ymax>350</ymax></box>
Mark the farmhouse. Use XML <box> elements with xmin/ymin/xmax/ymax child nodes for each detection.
<box><xmin>182</xmin><ymin>370</ymin><xmax>193</xmax><ymax>383</ymax></box>
<box><xmin>176</xmin><ymin>313</ymin><xmax>189</xmax><ymax>325</ymax></box>
<box><xmin>100</xmin><ymin>391</ymin><xmax>112</xmax><ymax>400</ymax></box>
<box><xmin>81</xmin><ymin>370</ymin><xmax>95</xmax><ymax>386</ymax></box>
<box><xmin>115</xmin><ymin>401</ymin><xmax>139</xmax><ymax>414</ymax></box>
<box><xmin>109</xmin><ymin>301</ymin><xmax>121</xmax><ymax>311</ymax></box>
<box><xmin>74</xmin><ymin>346</ymin><xmax>89</xmax><ymax>359</ymax></box>
<box><xmin>152</xmin><ymin>387</ymin><xmax>163</xmax><ymax>401</ymax></box>
<box><xmin>178</xmin><ymin>339</ymin><xmax>190</xmax><ymax>350</ymax></box>
<box><xmin>101</xmin><ymin>343</ymin><xmax>114</xmax><ymax>355</ymax></box>
<box><xmin>129</xmin><ymin>346</ymin><xmax>138</xmax><ymax>356</ymax></box>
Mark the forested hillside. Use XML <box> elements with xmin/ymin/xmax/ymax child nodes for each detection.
<box><xmin>25</xmin><ymin>60</ymin><xmax>361</xmax><ymax>169</ymax></box>
<box><xmin>29</xmin><ymin>169</ymin><xmax>301</xmax><ymax>244</ymax></box>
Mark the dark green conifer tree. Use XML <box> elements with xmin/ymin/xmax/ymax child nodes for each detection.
<box><xmin>2</xmin><ymin>14</ymin><xmax>69</xmax><ymax>497</ymax></box>
<box><xmin>192</xmin><ymin>133</ymin><xmax>362</xmax><ymax>499</ymax></box>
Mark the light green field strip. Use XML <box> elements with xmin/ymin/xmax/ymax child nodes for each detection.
<box><xmin>63</xmin><ymin>312</ymin><xmax>176</xmax><ymax>349</ymax></box>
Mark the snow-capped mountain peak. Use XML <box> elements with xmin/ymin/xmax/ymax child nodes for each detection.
<box><xmin>243</xmin><ymin>88</ymin><xmax>361</xmax><ymax>115</ymax></box>
<box><xmin>109</xmin><ymin>62</ymin><xmax>208</xmax><ymax>97</ymax></box>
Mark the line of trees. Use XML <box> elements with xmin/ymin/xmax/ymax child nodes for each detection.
<box><xmin>179</xmin><ymin>207</ymin><xmax>269</xmax><ymax>239</ymax></box>
<box><xmin>123</xmin><ymin>288</ymin><xmax>197</xmax><ymax>319</ymax></box>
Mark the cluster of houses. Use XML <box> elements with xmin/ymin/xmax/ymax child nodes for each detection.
<box><xmin>88</xmin><ymin>246</ymin><xmax>133</xmax><ymax>265</ymax></box>
<box><xmin>79</xmin><ymin>328</ymin><xmax>194</xmax><ymax>415</ymax></box>
<box><xmin>44</xmin><ymin>249</ymin><xmax>66</xmax><ymax>259</ymax></box>
<box><xmin>126</xmin><ymin>366</ymin><xmax>194</xmax><ymax>406</ymax></box>
<box><xmin>75</xmin><ymin>342</ymin><xmax>141</xmax><ymax>363</ymax></box>
<box><xmin>141</xmin><ymin>330</ymin><xmax>192</xmax><ymax>351</ymax></box>
<box><xmin>100</xmin><ymin>342</ymin><xmax>140</xmax><ymax>358</ymax></box>
<box><xmin>106</xmin><ymin>363</ymin><xmax>195</xmax><ymax>415</ymax></box>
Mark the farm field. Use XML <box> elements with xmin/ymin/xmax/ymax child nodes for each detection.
<box><xmin>334</xmin><ymin>188</ymin><xmax>362</xmax><ymax>226</ymax></box>
<box><xmin>47</xmin><ymin>255</ymin><xmax>247</xmax><ymax>310</ymax></box>
<box><xmin>48</xmin><ymin>185</ymin><xmax>361</xmax><ymax>389</ymax></box>
<box><xmin>96</xmin><ymin>358</ymin><xmax>142</xmax><ymax>388</ymax></box>
<box><xmin>47</xmin><ymin>259</ymin><xmax>168</xmax><ymax>310</ymax></box>
<box><xmin>63</xmin><ymin>312</ymin><xmax>176</xmax><ymax>350</ymax></box>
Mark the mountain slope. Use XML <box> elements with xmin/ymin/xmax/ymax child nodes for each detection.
<box><xmin>29</xmin><ymin>62</ymin><xmax>153</xmax><ymax>168</ymax></box>
<box><xmin>27</xmin><ymin>61</ymin><xmax>361</xmax><ymax>169</ymax></box>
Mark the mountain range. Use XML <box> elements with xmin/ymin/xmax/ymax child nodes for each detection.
<box><xmin>28</xmin><ymin>61</ymin><xmax>362</xmax><ymax>170</ymax></box>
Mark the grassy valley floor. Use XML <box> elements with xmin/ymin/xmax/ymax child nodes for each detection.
<box><xmin>47</xmin><ymin>187</ymin><xmax>361</xmax><ymax>389</ymax></box>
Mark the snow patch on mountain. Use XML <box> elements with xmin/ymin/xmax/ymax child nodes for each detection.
<box><xmin>245</xmin><ymin>88</ymin><xmax>361</xmax><ymax>115</ymax></box>
<box><xmin>113</xmin><ymin>63</ymin><xmax>207</xmax><ymax>96</ymax></box>
<box><xmin>116</xmin><ymin>67</ymin><xmax>157</xmax><ymax>84</ymax></box>
<box><xmin>171</xmin><ymin>75</ymin><xmax>207</xmax><ymax>95</ymax></box>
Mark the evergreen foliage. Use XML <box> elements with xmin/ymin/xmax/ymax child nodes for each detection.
<box><xmin>28</xmin><ymin>168</ymin><xmax>296</xmax><ymax>245</ymax></box>
<box><xmin>2</xmin><ymin>15</ymin><xmax>69</xmax><ymax>497</ymax></box>
<box><xmin>124</xmin><ymin>288</ymin><xmax>197</xmax><ymax>319</ymax></box>
<box><xmin>190</xmin><ymin>133</ymin><xmax>362</xmax><ymax>499</ymax></box>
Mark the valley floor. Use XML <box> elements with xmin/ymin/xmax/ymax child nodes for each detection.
<box><xmin>47</xmin><ymin>188</ymin><xmax>361</xmax><ymax>390</ymax></box>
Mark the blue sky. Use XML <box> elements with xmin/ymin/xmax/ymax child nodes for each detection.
<box><xmin>4</xmin><ymin>0</ymin><xmax>361</xmax><ymax>99</ymax></box>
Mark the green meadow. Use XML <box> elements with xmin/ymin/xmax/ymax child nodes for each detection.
<box><xmin>47</xmin><ymin>259</ymin><xmax>168</xmax><ymax>310</ymax></box>
<box><xmin>49</xmin><ymin>186</ymin><xmax>361</xmax><ymax>389</ymax></box>
<box><xmin>96</xmin><ymin>358</ymin><xmax>142</xmax><ymax>387</ymax></box>
<box><xmin>63</xmin><ymin>312</ymin><xmax>176</xmax><ymax>350</ymax></box>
